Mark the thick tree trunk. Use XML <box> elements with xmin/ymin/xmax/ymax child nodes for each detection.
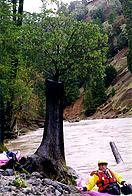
<box><xmin>35</xmin><ymin>79</ymin><xmax>65</xmax><ymax>166</ymax></box>
<box><xmin>16</xmin><ymin>79</ymin><xmax>78</xmax><ymax>183</ymax></box>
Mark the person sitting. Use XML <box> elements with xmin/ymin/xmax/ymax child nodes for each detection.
<box><xmin>80</xmin><ymin>160</ymin><xmax>128</xmax><ymax>195</ymax></box>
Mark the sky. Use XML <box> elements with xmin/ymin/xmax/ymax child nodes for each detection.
<box><xmin>23</xmin><ymin>0</ymin><xmax>43</xmax><ymax>13</ymax></box>
<box><xmin>23</xmin><ymin>0</ymin><xmax>71</xmax><ymax>13</ymax></box>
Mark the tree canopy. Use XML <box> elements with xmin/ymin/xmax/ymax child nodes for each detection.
<box><xmin>21</xmin><ymin>10</ymin><xmax>108</xmax><ymax>105</ymax></box>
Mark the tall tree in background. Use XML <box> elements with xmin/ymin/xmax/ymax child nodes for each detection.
<box><xmin>0</xmin><ymin>0</ymin><xmax>35</xmax><ymax>140</ymax></box>
<box><xmin>12</xmin><ymin>0</ymin><xmax>24</xmax><ymax>25</ymax></box>
<box><xmin>119</xmin><ymin>0</ymin><xmax>132</xmax><ymax>72</ymax></box>
<box><xmin>4</xmin><ymin>0</ymin><xmax>24</xmax><ymax>137</ymax></box>
<box><xmin>21</xmin><ymin>11</ymin><xmax>108</xmax><ymax>182</ymax></box>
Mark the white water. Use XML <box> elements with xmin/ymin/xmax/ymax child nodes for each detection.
<box><xmin>6</xmin><ymin>118</ymin><xmax>132</xmax><ymax>183</ymax></box>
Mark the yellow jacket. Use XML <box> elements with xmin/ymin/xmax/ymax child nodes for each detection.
<box><xmin>85</xmin><ymin>169</ymin><xmax>123</xmax><ymax>191</ymax></box>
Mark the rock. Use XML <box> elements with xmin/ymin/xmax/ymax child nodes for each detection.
<box><xmin>27</xmin><ymin>176</ymin><xmax>42</xmax><ymax>186</ymax></box>
<box><xmin>0</xmin><ymin>169</ymin><xmax>5</xmax><ymax>175</ymax></box>
<box><xmin>21</xmin><ymin>187</ymin><xmax>32</xmax><ymax>194</ymax></box>
<box><xmin>67</xmin><ymin>166</ymin><xmax>79</xmax><ymax>179</ymax></box>
<box><xmin>42</xmin><ymin>178</ymin><xmax>63</xmax><ymax>193</ymax></box>
<box><xmin>5</xmin><ymin>169</ymin><xmax>14</xmax><ymax>176</ymax></box>
<box><xmin>43</xmin><ymin>186</ymin><xmax>56</xmax><ymax>195</ymax></box>
<box><xmin>20</xmin><ymin>173</ymin><xmax>28</xmax><ymax>179</ymax></box>
<box><xmin>55</xmin><ymin>189</ymin><xmax>62</xmax><ymax>196</ymax></box>
<box><xmin>0</xmin><ymin>185</ymin><xmax>12</xmax><ymax>192</ymax></box>
<box><xmin>31</xmin><ymin>171</ymin><xmax>43</xmax><ymax>178</ymax></box>
<box><xmin>0</xmin><ymin>170</ymin><xmax>81</xmax><ymax>196</ymax></box>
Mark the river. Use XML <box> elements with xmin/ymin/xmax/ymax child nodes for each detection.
<box><xmin>6</xmin><ymin>118</ymin><xmax>132</xmax><ymax>183</ymax></box>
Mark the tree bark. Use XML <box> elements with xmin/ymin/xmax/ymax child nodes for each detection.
<box><xmin>18</xmin><ymin>80</ymin><xmax>77</xmax><ymax>183</ymax></box>
<box><xmin>35</xmin><ymin>79</ymin><xmax>65</xmax><ymax>165</ymax></box>
<box><xmin>20</xmin><ymin>80</ymin><xmax>66</xmax><ymax>179</ymax></box>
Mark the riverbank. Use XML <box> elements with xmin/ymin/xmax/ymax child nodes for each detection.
<box><xmin>0</xmin><ymin>170</ymin><xmax>80</xmax><ymax>196</ymax></box>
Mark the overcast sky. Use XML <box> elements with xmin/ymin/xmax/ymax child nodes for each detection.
<box><xmin>23</xmin><ymin>0</ymin><xmax>43</xmax><ymax>13</ymax></box>
<box><xmin>23</xmin><ymin>0</ymin><xmax>71</xmax><ymax>13</ymax></box>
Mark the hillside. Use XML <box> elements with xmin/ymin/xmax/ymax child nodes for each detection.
<box><xmin>63</xmin><ymin>48</ymin><xmax>132</xmax><ymax>121</ymax></box>
<box><xmin>68</xmin><ymin>0</ymin><xmax>122</xmax><ymax>21</ymax></box>
<box><xmin>86</xmin><ymin>0</ymin><xmax>121</xmax><ymax>12</ymax></box>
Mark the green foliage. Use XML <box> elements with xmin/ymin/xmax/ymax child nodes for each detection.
<box><xmin>21</xmin><ymin>10</ymin><xmax>108</xmax><ymax>106</ymax></box>
<box><xmin>91</xmin><ymin>7</ymin><xmax>105</xmax><ymax>23</ymax></box>
<box><xmin>111</xmin><ymin>87</ymin><xmax>116</xmax><ymax>97</ymax></box>
<box><xmin>0</xmin><ymin>144</ymin><xmax>8</xmax><ymax>153</ymax></box>
<box><xmin>13</xmin><ymin>176</ymin><xmax>27</xmax><ymax>188</ymax></box>
<box><xmin>92</xmin><ymin>79</ymin><xmax>107</xmax><ymax>108</ymax></box>
<box><xmin>117</xmin><ymin>29</ymin><xmax>128</xmax><ymax>49</ymax></box>
<box><xmin>34</xmin><ymin>79</ymin><xmax>46</xmax><ymax>117</ymax></box>
<box><xmin>0</xmin><ymin>2</ymin><xmax>43</xmax><ymax>138</ymax></box>
<box><xmin>108</xmin><ymin>11</ymin><xmax>117</xmax><ymax>24</ymax></box>
<box><xmin>104</xmin><ymin>65</ymin><xmax>117</xmax><ymax>87</ymax></box>
<box><xmin>106</xmin><ymin>15</ymin><xmax>128</xmax><ymax>58</ymax></box>
<box><xmin>63</xmin><ymin>77</ymin><xmax>80</xmax><ymax>106</ymax></box>
<box><xmin>118</xmin><ymin>0</ymin><xmax>132</xmax><ymax>72</ymax></box>
<box><xmin>128</xmin><ymin>45</ymin><xmax>132</xmax><ymax>73</ymax></box>
<box><xmin>84</xmin><ymin>77</ymin><xmax>107</xmax><ymax>116</ymax></box>
<box><xmin>84</xmin><ymin>88</ymin><xmax>96</xmax><ymax>116</ymax></box>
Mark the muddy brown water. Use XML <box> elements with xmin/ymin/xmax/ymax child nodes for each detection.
<box><xmin>6</xmin><ymin>118</ymin><xmax>132</xmax><ymax>183</ymax></box>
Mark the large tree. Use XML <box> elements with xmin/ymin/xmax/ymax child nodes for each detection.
<box><xmin>0</xmin><ymin>1</ymin><xmax>108</xmax><ymax>183</ymax></box>
<box><xmin>20</xmin><ymin>10</ymin><xmax>108</xmax><ymax>182</ymax></box>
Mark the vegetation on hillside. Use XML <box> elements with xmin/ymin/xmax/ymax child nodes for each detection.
<box><xmin>119</xmin><ymin>0</ymin><xmax>132</xmax><ymax>72</ymax></box>
<box><xmin>66</xmin><ymin>0</ymin><xmax>130</xmax><ymax>116</ymax></box>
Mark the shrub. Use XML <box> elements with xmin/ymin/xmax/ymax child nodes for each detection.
<box><xmin>111</xmin><ymin>87</ymin><xmax>116</xmax><ymax>97</ymax></box>
<box><xmin>104</xmin><ymin>65</ymin><xmax>117</xmax><ymax>87</ymax></box>
<box><xmin>84</xmin><ymin>89</ymin><xmax>96</xmax><ymax>116</ymax></box>
<box><xmin>84</xmin><ymin>80</ymin><xmax>107</xmax><ymax>116</ymax></box>
<box><xmin>13</xmin><ymin>177</ymin><xmax>27</xmax><ymax>188</ymax></box>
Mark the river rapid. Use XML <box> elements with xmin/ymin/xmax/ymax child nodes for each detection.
<box><xmin>6</xmin><ymin>118</ymin><xmax>132</xmax><ymax>183</ymax></box>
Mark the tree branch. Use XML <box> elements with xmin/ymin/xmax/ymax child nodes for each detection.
<box><xmin>64</xmin><ymin>28</ymin><xmax>77</xmax><ymax>55</ymax></box>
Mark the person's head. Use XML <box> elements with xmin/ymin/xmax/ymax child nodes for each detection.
<box><xmin>98</xmin><ymin>160</ymin><xmax>108</xmax><ymax>171</ymax></box>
